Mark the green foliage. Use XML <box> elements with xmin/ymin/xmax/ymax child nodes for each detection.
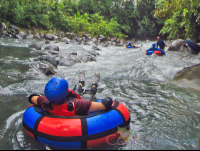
<box><xmin>155</xmin><ymin>0</ymin><xmax>200</xmax><ymax>40</ymax></box>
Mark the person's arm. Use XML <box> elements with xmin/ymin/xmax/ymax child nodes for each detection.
<box><xmin>88</xmin><ymin>102</ymin><xmax>107</xmax><ymax>113</ymax></box>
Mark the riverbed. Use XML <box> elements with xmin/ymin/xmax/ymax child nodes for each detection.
<box><xmin>0</xmin><ymin>38</ymin><xmax>200</xmax><ymax>150</ymax></box>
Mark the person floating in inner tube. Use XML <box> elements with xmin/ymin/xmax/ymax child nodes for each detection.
<box><xmin>28</xmin><ymin>71</ymin><xmax>113</xmax><ymax>116</ymax></box>
<box><xmin>126</xmin><ymin>42</ymin><xmax>132</xmax><ymax>48</ymax></box>
<box><xmin>146</xmin><ymin>43</ymin><xmax>157</xmax><ymax>52</ymax></box>
<box><xmin>157</xmin><ymin>37</ymin><xmax>166</xmax><ymax>51</ymax></box>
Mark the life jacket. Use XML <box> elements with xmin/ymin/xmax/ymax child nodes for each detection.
<box><xmin>47</xmin><ymin>89</ymin><xmax>81</xmax><ymax>116</ymax></box>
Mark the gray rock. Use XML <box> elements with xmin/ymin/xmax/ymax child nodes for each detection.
<box><xmin>37</xmin><ymin>63</ymin><xmax>57</xmax><ymax>76</ymax></box>
<box><xmin>174</xmin><ymin>64</ymin><xmax>200</xmax><ymax>82</ymax></box>
<box><xmin>60</xmin><ymin>37</ymin><xmax>70</xmax><ymax>43</ymax></box>
<box><xmin>9</xmin><ymin>24</ymin><xmax>18</xmax><ymax>31</ymax></box>
<box><xmin>44</xmin><ymin>45</ymin><xmax>59</xmax><ymax>52</ymax></box>
<box><xmin>29</xmin><ymin>43</ymin><xmax>42</xmax><ymax>50</ymax></box>
<box><xmin>18</xmin><ymin>31</ymin><xmax>26</xmax><ymax>38</ymax></box>
<box><xmin>167</xmin><ymin>39</ymin><xmax>185</xmax><ymax>51</ymax></box>
<box><xmin>26</xmin><ymin>34</ymin><xmax>34</xmax><ymax>40</ymax></box>
<box><xmin>44</xmin><ymin>34</ymin><xmax>55</xmax><ymax>40</ymax></box>
<box><xmin>87</xmin><ymin>50</ymin><xmax>100</xmax><ymax>56</ymax></box>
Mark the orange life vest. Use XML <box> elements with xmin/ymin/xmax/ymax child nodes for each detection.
<box><xmin>48</xmin><ymin>101</ymin><xmax>76</xmax><ymax>116</ymax></box>
<box><xmin>47</xmin><ymin>89</ymin><xmax>81</xmax><ymax>116</ymax></box>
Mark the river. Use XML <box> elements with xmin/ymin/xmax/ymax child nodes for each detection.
<box><xmin>0</xmin><ymin>38</ymin><xmax>200</xmax><ymax>150</ymax></box>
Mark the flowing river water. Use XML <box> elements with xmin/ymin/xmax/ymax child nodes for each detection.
<box><xmin>0</xmin><ymin>38</ymin><xmax>200</xmax><ymax>150</ymax></box>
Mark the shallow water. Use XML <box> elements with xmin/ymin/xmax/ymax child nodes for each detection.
<box><xmin>0</xmin><ymin>38</ymin><xmax>200</xmax><ymax>150</ymax></box>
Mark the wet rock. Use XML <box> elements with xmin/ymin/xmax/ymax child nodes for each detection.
<box><xmin>173</xmin><ymin>64</ymin><xmax>200</xmax><ymax>82</ymax></box>
<box><xmin>111</xmin><ymin>37</ymin><xmax>118</xmax><ymax>42</ymax></box>
<box><xmin>87</xmin><ymin>50</ymin><xmax>100</xmax><ymax>56</ymax></box>
<box><xmin>70</xmin><ymin>52</ymin><xmax>77</xmax><ymax>55</ymax></box>
<box><xmin>34</xmin><ymin>33</ymin><xmax>40</xmax><ymax>39</ymax></box>
<box><xmin>92</xmin><ymin>46</ymin><xmax>101</xmax><ymax>51</ymax></box>
<box><xmin>9</xmin><ymin>24</ymin><xmax>19</xmax><ymax>31</ymax></box>
<box><xmin>45</xmin><ymin>41</ymin><xmax>50</xmax><ymax>44</ymax></box>
<box><xmin>34</xmin><ymin>55</ymin><xmax>59</xmax><ymax>67</ymax></box>
<box><xmin>48</xmin><ymin>51</ymin><xmax>59</xmax><ymax>55</ymax></box>
<box><xmin>44</xmin><ymin>34</ymin><xmax>54</xmax><ymax>40</ymax></box>
<box><xmin>26</xmin><ymin>34</ymin><xmax>34</xmax><ymax>40</ymax></box>
<box><xmin>59</xmin><ymin>61</ymin><xmax>71</xmax><ymax>66</ymax></box>
<box><xmin>29</xmin><ymin>43</ymin><xmax>42</xmax><ymax>50</ymax></box>
<box><xmin>66</xmin><ymin>32</ymin><xmax>75</xmax><ymax>39</ymax></box>
<box><xmin>102</xmin><ymin>43</ymin><xmax>109</xmax><ymax>47</ymax></box>
<box><xmin>60</xmin><ymin>37</ymin><xmax>70</xmax><ymax>43</ymax></box>
<box><xmin>54</xmin><ymin>35</ymin><xmax>58</xmax><ymax>40</ymax></box>
<box><xmin>44</xmin><ymin>45</ymin><xmax>59</xmax><ymax>52</ymax></box>
<box><xmin>18</xmin><ymin>31</ymin><xmax>26</xmax><ymax>38</ymax></box>
<box><xmin>91</xmin><ymin>37</ymin><xmax>97</xmax><ymax>43</ymax></box>
<box><xmin>37</xmin><ymin>63</ymin><xmax>57</xmax><ymax>76</ymax></box>
<box><xmin>0</xmin><ymin>22</ymin><xmax>6</xmax><ymax>31</ymax></box>
<box><xmin>15</xmin><ymin>35</ymin><xmax>22</xmax><ymax>39</ymax></box>
<box><xmin>58</xmin><ymin>32</ymin><xmax>64</xmax><ymax>38</ymax></box>
<box><xmin>167</xmin><ymin>39</ymin><xmax>185</xmax><ymax>51</ymax></box>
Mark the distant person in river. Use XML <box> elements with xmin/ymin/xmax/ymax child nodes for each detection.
<box><xmin>157</xmin><ymin>37</ymin><xmax>166</xmax><ymax>51</ymax></box>
<box><xmin>127</xmin><ymin>42</ymin><xmax>143</xmax><ymax>48</ymax></box>
<box><xmin>28</xmin><ymin>71</ymin><xmax>113</xmax><ymax>116</ymax></box>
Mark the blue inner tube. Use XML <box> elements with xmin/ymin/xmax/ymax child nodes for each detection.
<box><xmin>127</xmin><ymin>46</ymin><xmax>132</xmax><ymax>48</ymax></box>
<box><xmin>186</xmin><ymin>39</ymin><xmax>200</xmax><ymax>54</ymax></box>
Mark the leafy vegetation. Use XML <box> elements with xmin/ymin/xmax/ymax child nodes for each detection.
<box><xmin>0</xmin><ymin>0</ymin><xmax>199</xmax><ymax>40</ymax></box>
<box><xmin>154</xmin><ymin>0</ymin><xmax>200</xmax><ymax>40</ymax></box>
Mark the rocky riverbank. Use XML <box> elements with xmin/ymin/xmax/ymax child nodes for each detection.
<box><xmin>0</xmin><ymin>22</ymin><xmax>125</xmax><ymax>47</ymax></box>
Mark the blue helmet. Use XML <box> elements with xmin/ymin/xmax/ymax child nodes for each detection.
<box><xmin>129</xmin><ymin>42</ymin><xmax>132</xmax><ymax>45</ymax></box>
<box><xmin>44</xmin><ymin>77</ymin><xmax>68</xmax><ymax>105</ymax></box>
<box><xmin>152</xmin><ymin>43</ymin><xmax>156</xmax><ymax>47</ymax></box>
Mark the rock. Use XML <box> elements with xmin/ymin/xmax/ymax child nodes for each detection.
<box><xmin>44</xmin><ymin>34</ymin><xmax>55</xmax><ymax>40</ymax></box>
<box><xmin>48</xmin><ymin>51</ymin><xmax>59</xmax><ymax>55</ymax></box>
<box><xmin>102</xmin><ymin>43</ymin><xmax>109</xmax><ymax>47</ymax></box>
<box><xmin>66</xmin><ymin>32</ymin><xmax>75</xmax><ymax>39</ymax></box>
<box><xmin>167</xmin><ymin>39</ymin><xmax>185</xmax><ymax>51</ymax></box>
<box><xmin>92</xmin><ymin>46</ymin><xmax>101</xmax><ymax>51</ymax></box>
<box><xmin>45</xmin><ymin>41</ymin><xmax>50</xmax><ymax>44</ymax></box>
<box><xmin>59</xmin><ymin>61</ymin><xmax>71</xmax><ymax>67</ymax></box>
<box><xmin>91</xmin><ymin>37</ymin><xmax>97</xmax><ymax>43</ymax></box>
<box><xmin>18</xmin><ymin>31</ymin><xmax>26</xmax><ymax>38</ymax></box>
<box><xmin>37</xmin><ymin>63</ymin><xmax>57</xmax><ymax>76</ymax></box>
<box><xmin>54</xmin><ymin>35</ymin><xmax>58</xmax><ymax>40</ymax></box>
<box><xmin>60</xmin><ymin>37</ymin><xmax>70</xmax><ymax>43</ymax></box>
<box><xmin>58</xmin><ymin>32</ymin><xmax>64</xmax><ymax>38</ymax></box>
<box><xmin>111</xmin><ymin>37</ymin><xmax>118</xmax><ymax>42</ymax></box>
<box><xmin>34</xmin><ymin>55</ymin><xmax>59</xmax><ymax>67</ymax></box>
<box><xmin>26</xmin><ymin>34</ymin><xmax>34</xmax><ymax>40</ymax></box>
<box><xmin>9</xmin><ymin>24</ymin><xmax>18</xmax><ymax>31</ymax></box>
<box><xmin>87</xmin><ymin>50</ymin><xmax>100</xmax><ymax>56</ymax></box>
<box><xmin>39</xmin><ymin>33</ymin><xmax>44</xmax><ymax>38</ymax></box>
<box><xmin>70</xmin><ymin>52</ymin><xmax>77</xmax><ymax>55</ymax></box>
<box><xmin>29</xmin><ymin>43</ymin><xmax>42</xmax><ymax>50</ymax></box>
<box><xmin>34</xmin><ymin>33</ymin><xmax>40</xmax><ymax>39</ymax></box>
<box><xmin>15</xmin><ymin>35</ymin><xmax>22</xmax><ymax>39</ymax></box>
<box><xmin>116</xmin><ymin>39</ymin><xmax>120</xmax><ymax>43</ymax></box>
<box><xmin>0</xmin><ymin>22</ymin><xmax>6</xmax><ymax>30</ymax></box>
<box><xmin>44</xmin><ymin>45</ymin><xmax>59</xmax><ymax>52</ymax></box>
<box><xmin>174</xmin><ymin>64</ymin><xmax>200</xmax><ymax>81</ymax></box>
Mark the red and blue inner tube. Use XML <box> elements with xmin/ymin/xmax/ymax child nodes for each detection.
<box><xmin>146</xmin><ymin>49</ymin><xmax>165</xmax><ymax>56</ymax></box>
<box><xmin>23</xmin><ymin>100</ymin><xmax>130</xmax><ymax>149</ymax></box>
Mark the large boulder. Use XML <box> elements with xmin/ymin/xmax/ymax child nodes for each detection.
<box><xmin>167</xmin><ymin>39</ymin><xmax>185</xmax><ymax>51</ymax></box>
<box><xmin>173</xmin><ymin>64</ymin><xmax>200</xmax><ymax>82</ymax></box>
<box><xmin>29</xmin><ymin>43</ymin><xmax>42</xmax><ymax>50</ymax></box>
<box><xmin>18</xmin><ymin>31</ymin><xmax>26</xmax><ymax>38</ymax></box>
<box><xmin>44</xmin><ymin>34</ymin><xmax>55</xmax><ymax>40</ymax></box>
